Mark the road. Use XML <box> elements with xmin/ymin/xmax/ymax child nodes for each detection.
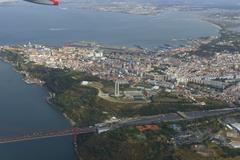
<box><xmin>97</xmin><ymin>108</ymin><xmax>240</xmax><ymax>132</ymax></box>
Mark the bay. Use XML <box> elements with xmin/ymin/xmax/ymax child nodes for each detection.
<box><xmin>0</xmin><ymin>4</ymin><xmax>219</xmax><ymax>48</ymax></box>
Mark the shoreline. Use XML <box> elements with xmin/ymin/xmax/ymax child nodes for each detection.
<box><xmin>0</xmin><ymin>58</ymin><xmax>77</xmax><ymax>128</ymax></box>
<box><xmin>44</xmin><ymin>91</ymin><xmax>76</xmax><ymax>127</ymax></box>
<box><xmin>0</xmin><ymin>58</ymin><xmax>80</xmax><ymax>160</ymax></box>
<box><xmin>200</xmin><ymin>18</ymin><xmax>223</xmax><ymax>31</ymax></box>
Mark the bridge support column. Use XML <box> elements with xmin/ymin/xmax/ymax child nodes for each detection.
<box><xmin>72</xmin><ymin>128</ymin><xmax>78</xmax><ymax>147</ymax></box>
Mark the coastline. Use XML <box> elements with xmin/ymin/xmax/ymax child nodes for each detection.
<box><xmin>44</xmin><ymin>90</ymin><xmax>76</xmax><ymax>127</ymax></box>
<box><xmin>200</xmin><ymin>18</ymin><xmax>223</xmax><ymax>31</ymax></box>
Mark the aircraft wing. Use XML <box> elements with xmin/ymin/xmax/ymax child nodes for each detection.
<box><xmin>24</xmin><ymin>0</ymin><xmax>59</xmax><ymax>5</ymax></box>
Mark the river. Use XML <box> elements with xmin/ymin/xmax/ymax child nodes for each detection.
<box><xmin>0</xmin><ymin>2</ymin><xmax>219</xmax><ymax>48</ymax></box>
<box><xmin>0</xmin><ymin>60</ymin><xmax>76</xmax><ymax>159</ymax></box>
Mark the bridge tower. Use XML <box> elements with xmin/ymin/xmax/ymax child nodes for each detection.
<box><xmin>72</xmin><ymin>128</ymin><xmax>78</xmax><ymax>147</ymax></box>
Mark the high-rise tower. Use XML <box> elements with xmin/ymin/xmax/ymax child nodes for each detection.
<box><xmin>114</xmin><ymin>80</ymin><xmax>120</xmax><ymax>97</ymax></box>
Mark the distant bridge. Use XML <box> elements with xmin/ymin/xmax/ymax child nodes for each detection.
<box><xmin>0</xmin><ymin>127</ymin><xmax>97</xmax><ymax>144</ymax></box>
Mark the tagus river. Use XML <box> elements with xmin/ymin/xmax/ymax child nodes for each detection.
<box><xmin>0</xmin><ymin>3</ymin><xmax>219</xmax><ymax>48</ymax></box>
<box><xmin>0</xmin><ymin>60</ymin><xmax>76</xmax><ymax>159</ymax></box>
<box><xmin>0</xmin><ymin>2</ymin><xmax>220</xmax><ymax>160</ymax></box>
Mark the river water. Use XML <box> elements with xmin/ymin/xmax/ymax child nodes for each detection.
<box><xmin>0</xmin><ymin>61</ymin><xmax>76</xmax><ymax>159</ymax></box>
<box><xmin>0</xmin><ymin>2</ymin><xmax>219</xmax><ymax>48</ymax></box>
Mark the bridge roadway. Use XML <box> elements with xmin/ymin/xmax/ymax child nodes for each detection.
<box><xmin>99</xmin><ymin>107</ymin><xmax>240</xmax><ymax>130</ymax></box>
<box><xmin>0</xmin><ymin>127</ymin><xmax>97</xmax><ymax>144</ymax></box>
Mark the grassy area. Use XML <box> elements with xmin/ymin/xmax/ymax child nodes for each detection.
<box><xmin>78</xmin><ymin>124</ymin><xmax>175</xmax><ymax>160</ymax></box>
<box><xmin>152</xmin><ymin>92</ymin><xmax>190</xmax><ymax>103</ymax></box>
<box><xmin>77</xmin><ymin>119</ymin><xmax>240</xmax><ymax>160</ymax></box>
<box><xmin>196</xmin><ymin>98</ymin><xmax>229</xmax><ymax>109</ymax></box>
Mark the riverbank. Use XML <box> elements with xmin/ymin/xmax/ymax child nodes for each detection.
<box><xmin>0</xmin><ymin>54</ymin><xmax>78</xmax><ymax>128</ymax></box>
<box><xmin>0</xmin><ymin>56</ymin><xmax>80</xmax><ymax>158</ymax></box>
<box><xmin>0</xmin><ymin>57</ymin><xmax>43</xmax><ymax>85</ymax></box>
<box><xmin>0</xmin><ymin>57</ymin><xmax>77</xmax><ymax>160</ymax></box>
<box><xmin>45</xmin><ymin>91</ymin><xmax>77</xmax><ymax>127</ymax></box>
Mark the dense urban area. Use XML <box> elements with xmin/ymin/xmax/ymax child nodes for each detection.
<box><xmin>1</xmin><ymin>1</ymin><xmax>240</xmax><ymax>160</ymax></box>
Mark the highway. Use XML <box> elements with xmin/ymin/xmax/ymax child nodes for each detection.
<box><xmin>98</xmin><ymin>108</ymin><xmax>240</xmax><ymax>132</ymax></box>
<box><xmin>183</xmin><ymin>108</ymin><xmax>238</xmax><ymax>119</ymax></box>
<box><xmin>118</xmin><ymin>113</ymin><xmax>183</xmax><ymax>127</ymax></box>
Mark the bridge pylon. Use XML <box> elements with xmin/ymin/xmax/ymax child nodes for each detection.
<box><xmin>72</xmin><ymin>128</ymin><xmax>78</xmax><ymax>147</ymax></box>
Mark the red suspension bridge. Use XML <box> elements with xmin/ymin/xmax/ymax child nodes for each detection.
<box><xmin>0</xmin><ymin>127</ymin><xmax>97</xmax><ymax>144</ymax></box>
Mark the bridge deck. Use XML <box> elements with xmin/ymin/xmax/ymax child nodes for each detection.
<box><xmin>0</xmin><ymin>127</ymin><xmax>96</xmax><ymax>144</ymax></box>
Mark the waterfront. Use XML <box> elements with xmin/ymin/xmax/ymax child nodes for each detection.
<box><xmin>0</xmin><ymin>3</ymin><xmax>219</xmax><ymax>48</ymax></box>
<box><xmin>0</xmin><ymin>60</ymin><xmax>76</xmax><ymax>160</ymax></box>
